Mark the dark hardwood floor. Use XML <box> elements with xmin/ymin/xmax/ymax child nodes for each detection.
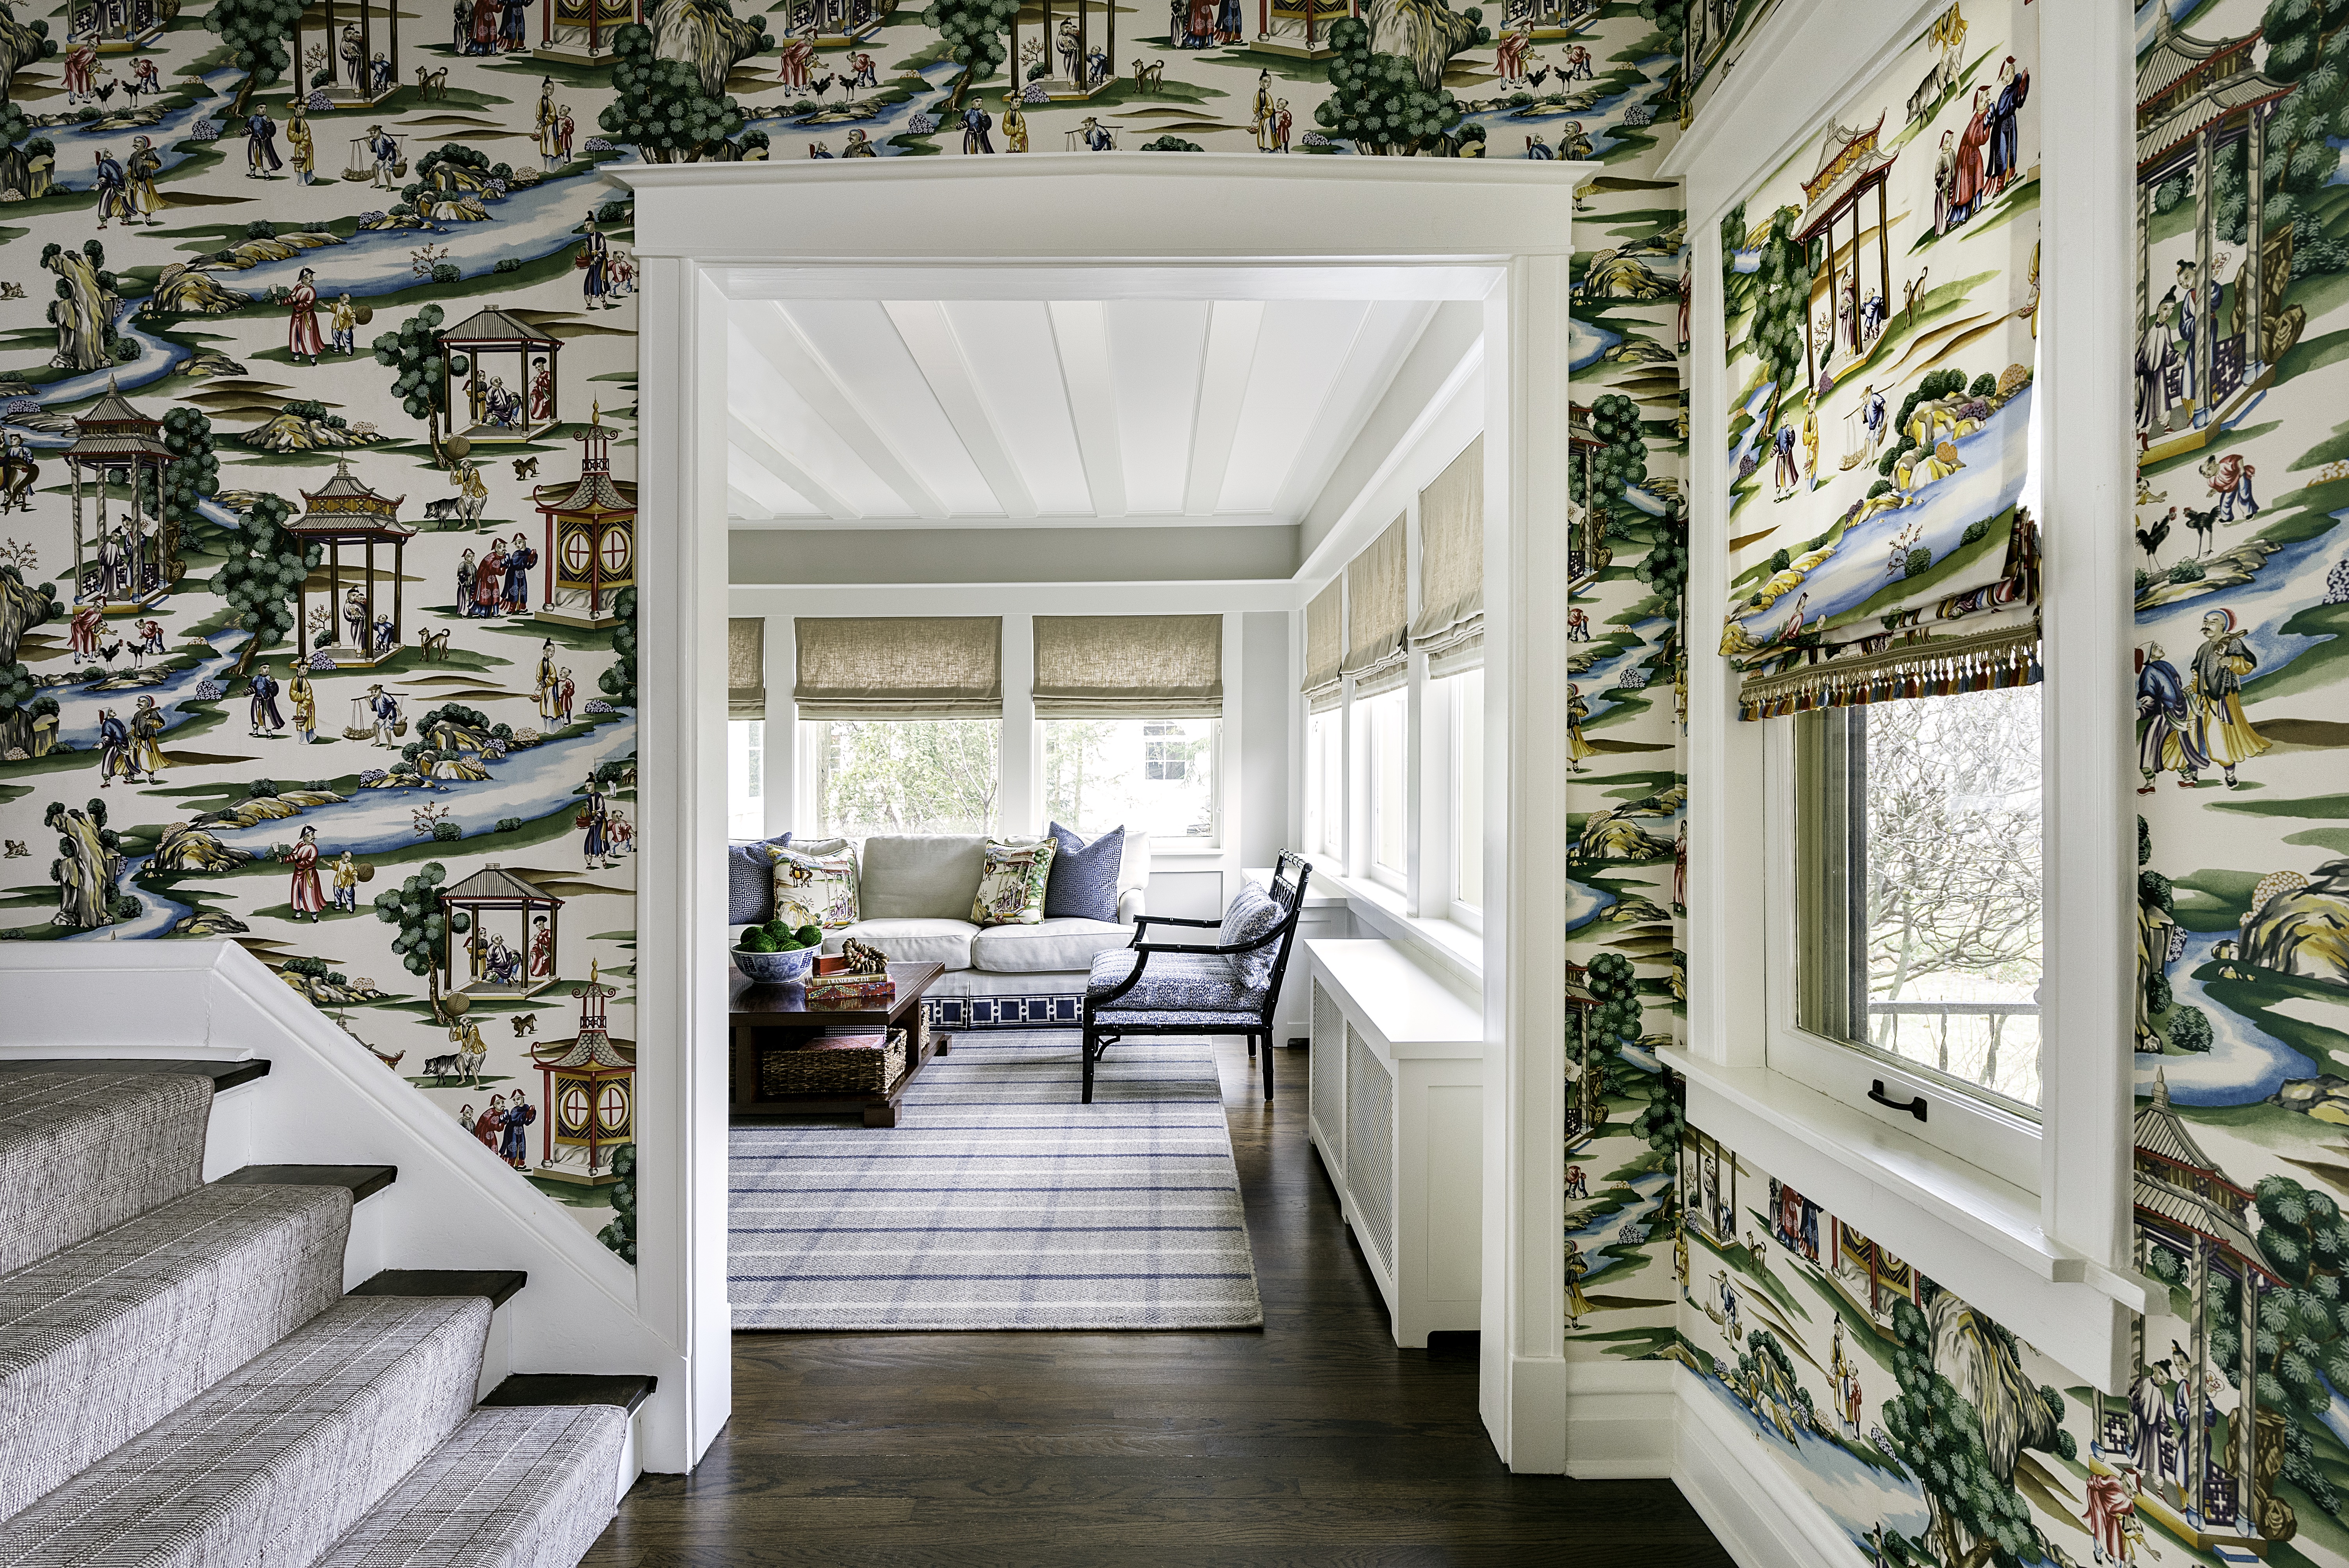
<box><xmin>584</xmin><ymin>1039</ymin><xmax>1731</xmax><ymax>1566</ymax></box>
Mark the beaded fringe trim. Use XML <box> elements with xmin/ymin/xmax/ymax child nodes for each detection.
<box><xmin>1736</xmin><ymin>622</ymin><xmax>2041</xmax><ymax>720</ymax></box>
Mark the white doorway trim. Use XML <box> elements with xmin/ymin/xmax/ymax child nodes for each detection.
<box><xmin>614</xmin><ymin>156</ymin><xmax>1590</xmax><ymax>1473</ymax></box>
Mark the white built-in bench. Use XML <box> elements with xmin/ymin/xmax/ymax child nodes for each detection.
<box><xmin>1303</xmin><ymin>939</ymin><xmax>1484</xmax><ymax>1348</ymax></box>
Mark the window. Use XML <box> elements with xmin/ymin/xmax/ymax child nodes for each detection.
<box><xmin>802</xmin><ymin>719</ymin><xmax>1000</xmax><ymax>838</ymax></box>
<box><xmin>1366</xmin><ymin>687</ymin><xmax>1407</xmax><ymax>884</ymax></box>
<box><xmin>727</xmin><ymin>720</ymin><xmax>764</xmax><ymax>839</ymax></box>
<box><xmin>1044</xmin><ymin>717</ymin><xmax>1219</xmax><ymax>844</ymax></box>
<box><xmin>1449</xmin><ymin>669</ymin><xmax>1484</xmax><ymax>914</ymax></box>
<box><xmin>1307</xmin><ymin>709</ymin><xmax>1342</xmax><ymax>860</ymax></box>
<box><xmin>1791</xmin><ymin>684</ymin><xmax>2044</xmax><ymax>1113</ymax></box>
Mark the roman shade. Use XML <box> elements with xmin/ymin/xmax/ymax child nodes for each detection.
<box><xmin>1410</xmin><ymin>437</ymin><xmax>1484</xmax><ymax>678</ymax></box>
<box><xmin>793</xmin><ymin>616</ymin><xmax>1003</xmax><ymax>720</ymax></box>
<box><xmin>1340</xmin><ymin>516</ymin><xmax>1407</xmax><ymax>697</ymax></box>
<box><xmin>728</xmin><ymin>617</ymin><xmax>765</xmax><ymax>720</ymax></box>
<box><xmin>1301</xmin><ymin>581</ymin><xmax>1342</xmax><ymax>713</ymax></box>
<box><xmin>1032</xmin><ymin>615</ymin><xmax>1223</xmax><ymax>718</ymax></box>
<box><xmin>1716</xmin><ymin>0</ymin><xmax>2041</xmax><ymax>719</ymax></box>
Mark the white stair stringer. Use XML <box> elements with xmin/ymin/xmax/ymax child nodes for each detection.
<box><xmin>0</xmin><ymin>1067</ymin><xmax>213</xmax><ymax>1276</ymax></box>
<box><xmin>0</xmin><ymin>1181</ymin><xmax>353</xmax><ymax>1520</ymax></box>
<box><xmin>317</xmin><ymin>1406</ymin><xmax>628</xmax><ymax>1568</ymax></box>
<box><xmin>0</xmin><ymin>1295</ymin><xmax>490</xmax><ymax>1568</ymax></box>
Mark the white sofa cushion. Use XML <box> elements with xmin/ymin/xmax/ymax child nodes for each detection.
<box><xmin>971</xmin><ymin>918</ymin><xmax>1135</xmax><ymax>975</ymax></box>
<box><xmin>858</xmin><ymin>835</ymin><xmax>988</xmax><ymax>920</ymax></box>
<box><xmin>823</xmin><ymin>918</ymin><xmax>977</xmax><ymax>971</ymax></box>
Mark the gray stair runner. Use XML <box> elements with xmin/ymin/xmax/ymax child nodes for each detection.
<box><xmin>0</xmin><ymin>1067</ymin><xmax>213</xmax><ymax>1276</ymax></box>
<box><xmin>0</xmin><ymin>1295</ymin><xmax>490</xmax><ymax>1568</ymax></box>
<box><xmin>314</xmin><ymin>1406</ymin><xmax>627</xmax><ymax>1568</ymax></box>
<box><xmin>0</xmin><ymin>1181</ymin><xmax>353</xmax><ymax>1520</ymax></box>
<box><xmin>0</xmin><ymin>1062</ymin><xmax>629</xmax><ymax>1568</ymax></box>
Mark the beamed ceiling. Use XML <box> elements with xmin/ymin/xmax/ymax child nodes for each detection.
<box><xmin>724</xmin><ymin>297</ymin><xmax>1435</xmax><ymax>530</ymax></box>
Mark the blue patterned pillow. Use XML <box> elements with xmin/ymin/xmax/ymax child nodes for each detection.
<box><xmin>1217</xmin><ymin>880</ymin><xmax>1285</xmax><ymax>993</ymax></box>
<box><xmin>727</xmin><ymin>833</ymin><xmax>790</xmax><ymax>926</ymax></box>
<box><xmin>1044</xmin><ymin>822</ymin><xmax>1124</xmax><ymax>923</ymax></box>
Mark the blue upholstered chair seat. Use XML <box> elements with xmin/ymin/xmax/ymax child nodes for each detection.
<box><xmin>1084</xmin><ymin>949</ymin><xmax>1265</xmax><ymax>1020</ymax></box>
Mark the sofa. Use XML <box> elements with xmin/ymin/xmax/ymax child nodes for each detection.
<box><xmin>736</xmin><ymin>832</ymin><xmax>1151</xmax><ymax>1030</ymax></box>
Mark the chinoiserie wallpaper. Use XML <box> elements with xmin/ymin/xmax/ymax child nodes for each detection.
<box><xmin>1593</xmin><ymin>0</ymin><xmax>2349</xmax><ymax>1564</ymax></box>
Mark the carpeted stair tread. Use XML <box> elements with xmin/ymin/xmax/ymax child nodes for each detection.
<box><xmin>0</xmin><ymin>1067</ymin><xmax>215</xmax><ymax>1278</ymax></box>
<box><xmin>0</xmin><ymin>1181</ymin><xmax>353</xmax><ymax>1522</ymax></box>
<box><xmin>0</xmin><ymin>1295</ymin><xmax>490</xmax><ymax>1568</ymax></box>
<box><xmin>313</xmin><ymin>1405</ymin><xmax>626</xmax><ymax>1568</ymax></box>
<box><xmin>219</xmin><ymin>1164</ymin><xmax>399</xmax><ymax>1203</ymax></box>
<box><xmin>351</xmin><ymin>1270</ymin><xmax>528</xmax><ymax>1310</ymax></box>
<box><xmin>0</xmin><ymin>1059</ymin><xmax>271</xmax><ymax>1094</ymax></box>
<box><xmin>481</xmin><ymin>1374</ymin><xmax>656</xmax><ymax>1415</ymax></box>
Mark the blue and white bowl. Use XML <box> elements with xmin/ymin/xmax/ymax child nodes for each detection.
<box><xmin>732</xmin><ymin>944</ymin><xmax>817</xmax><ymax>985</ymax></box>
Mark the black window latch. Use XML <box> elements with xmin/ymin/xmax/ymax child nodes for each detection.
<box><xmin>1868</xmin><ymin>1081</ymin><xmax>1927</xmax><ymax>1123</ymax></box>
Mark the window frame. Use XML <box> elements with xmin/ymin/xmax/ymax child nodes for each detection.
<box><xmin>1444</xmin><ymin>667</ymin><xmax>1484</xmax><ymax>930</ymax></box>
<box><xmin>1761</xmin><ymin>715</ymin><xmax>2041</xmax><ymax>1181</ymax></box>
<box><xmin>1363</xmin><ymin>685</ymin><xmax>1409</xmax><ymax>893</ymax></box>
<box><xmin>725</xmin><ymin>718</ymin><xmax>765</xmax><ymax>840</ymax></box>
<box><xmin>1041</xmin><ymin>713</ymin><xmax>1223</xmax><ymax>849</ymax></box>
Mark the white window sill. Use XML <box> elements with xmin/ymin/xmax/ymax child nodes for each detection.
<box><xmin>1258</xmin><ymin>862</ymin><xmax>1482</xmax><ymax>994</ymax></box>
<box><xmin>1661</xmin><ymin>1043</ymin><xmax>2152</xmax><ymax>1388</ymax></box>
<box><xmin>1147</xmin><ymin>846</ymin><xmax>1228</xmax><ymax>863</ymax></box>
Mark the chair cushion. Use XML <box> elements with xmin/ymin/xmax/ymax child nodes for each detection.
<box><xmin>1085</xmin><ymin>949</ymin><xmax>1264</xmax><ymax>1017</ymax></box>
<box><xmin>1043</xmin><ymin>823</ymin><xmax>1124</xmax><ymax>922</ymax></box>
<box><xmin>822</xmin><ymin>918</ymin><xmax>977</xmax><ymax>971</ymax></box>
<box><xmin>728</xmin><ymin>834</ymin><xmax>790</xmax><ymax>925</ymax></box>
<box><xmin>972</xmin><ymin>918</ymin><xmax>1133</xmax><ymax>975</ymax></box>
<box><xmin>768</xmin><ymin>844</ymin><xmax>860</xmax><ymax>930</ymax></box>
<box><xmin>859</xmin><ymin>835</ymin><xmax>989</xmax><ymax>919</ymax></box>
<box><xmin>1217</xmin><ymin>880</ymin><xmax>1285</xmax><ymax>992</ymax></box>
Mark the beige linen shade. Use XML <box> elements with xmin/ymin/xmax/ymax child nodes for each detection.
<box><xmin>1301</xmin><ymin>580</ymin><xmax>1342</xmax><ymax>713</ymax></box>
<box><xmin>1410</xmin><ymin>437</ymin><xmax>1483</xmax><ymax>677</ymax></box>
<box><xmin>728</xmin><ymin>617</ymin><xmax>765</xmax><ymax>720</ymax></box>
<box><xmin>793</xmin><ymin>616</ymin><xmax>1004</xmax><ymax>720</ymax></box>
<box><xmin>1032</xmin><ymin>615</ymin><xmax>1223</xmax><ymax>718</ymax></box>
<box><xmin>1341</xmin><ymin>515</ymin><xmax>1407</xmax><ymax>697</ymax></box>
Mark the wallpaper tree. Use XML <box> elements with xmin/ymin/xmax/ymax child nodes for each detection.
<box><xmin>207</xmin><ymin>0</ymin><xmax>303</xmax><ymax>116</ymax></box>
<box><xmin>216</xmin><ymin>494</ymin><xmax>319</xmax><ymax>678</ymax></box>
<box><xmin>2189</xmin><ymin>1174</ymin><xmax>2349</xmax><ymax>1539</ymax></box>
<box><xmin>0</xmin><ymin>563</ymin><xmax>60</xmax><ymax>758</ymax></box>
<box><xmin>374</xmin><ymin>861</ymin><xmax>469</xmax><ymax>1025</ymax></box>
<box><xmin>601</xmin><ymin>23</ymin><xmax>750</xmax><ymax>162</ymax></box>
<box><xmin>1315</xmin><ymin>13</ymin><xmax>1489</xmax><ymax>156</ymax></box>
<box><xmin>152</xmin><ymin>408</ymin><xmax>216</xmax><ymax>586</ymax></box>
<box><xmin>1740</xmin><ymin>207</ymin><xmax>1812</xmax><ymax>429</ymax></box>
<box><xmin>372</xmin><ymin>305</ymin><xmax>469</xmax><ymax>467</ymax></box>
<box><xmin>923</xmin><ymin>0</ymin><xmax>1019</xmax><ymax>109</ymax></box>
<box><xmin>2255</xmin><ymin>0</ymin><xmax>2349</xmax><ymax>278</ymax></box>
<box><xmin>1577</xmin><ymin>392</ymin><xmax>1650</xmax><ymax>538</ymax></box>
<box><xmin>1882</xmin><ymin>1293</ymin><xmax>2071</xmax><ymax>1568</ymax></box>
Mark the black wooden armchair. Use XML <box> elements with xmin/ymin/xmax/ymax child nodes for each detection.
<box><xmin>1078</xmin><ymin>852</ymin><xmax>1311</xmax><ymax>1104</ymax></box>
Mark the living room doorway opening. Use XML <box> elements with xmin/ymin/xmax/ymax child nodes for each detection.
<box><xmin>624</xmin><ymin>157</ymin><xmax>1584</xmax><ymax>1472</ymax></box>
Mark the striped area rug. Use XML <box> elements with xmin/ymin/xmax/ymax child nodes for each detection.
<box><xmin>729</xmin><ymin>1032</ymin><xmax>1263</xmax><ymax>1331</ymax></box>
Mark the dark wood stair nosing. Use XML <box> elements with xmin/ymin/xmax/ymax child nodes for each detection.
<box><xmin>217</xmin><ymin>1164</ymin><xmax>397</xmax><ymax>1203</ymax></box>
<box><xmin>0</xmin><ymin>1057</ymin><xmax>271</xmax><ymax>1092</ymax></box>
<box><xmin>481</xmin><ymin>1373</ymin><xmax>658</xmax><ymax>1415</ymax></box>
<box><xmin>350</xmin><ymin>1268</ymin><xmax>528</xmax><ymax>1310</ymax></box>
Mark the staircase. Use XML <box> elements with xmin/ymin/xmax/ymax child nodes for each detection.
<box><xmin>0</xmin><ymin>1058</ymin><xmax>649</xmax><ymax>1568</ymax></box>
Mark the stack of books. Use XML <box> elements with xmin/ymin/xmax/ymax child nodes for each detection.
<box><xmin>805</xmin><ymin>956</ymin><xmax>895</xmax><ymax>1006</ymax></box>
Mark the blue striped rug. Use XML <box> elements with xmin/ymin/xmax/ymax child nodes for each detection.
<box><xmin>729</xmin><ymin>1032</ymin><xmax>1263</xmax><ymax>1331</ymax></box>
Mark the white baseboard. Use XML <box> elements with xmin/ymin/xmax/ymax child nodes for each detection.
<box><xmin>1672</xmin><ymin>1366</ymin><xmax>1862</xmax><ymax>1568</ymax></box>
<box><xmin>1562</xmin><ymin>1357</ymin><xmax>1675</xmax><ymax>1478</ymax></box>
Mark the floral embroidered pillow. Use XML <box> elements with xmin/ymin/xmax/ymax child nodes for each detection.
<box><xmin>765</xmin><ymin>843</ymin><xmax>861</xmax><ymax>930</ymax></box>
<box><xmin>970</xmin><ymin>838</ymin><xmax>1057</xmax><ymax>927</ymax></box>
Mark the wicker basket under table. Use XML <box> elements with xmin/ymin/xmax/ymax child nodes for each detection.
<box><xmin>759</xmin><ymin>1027</ymin><xmax>909</xmax><ymax>1099</ymax></box>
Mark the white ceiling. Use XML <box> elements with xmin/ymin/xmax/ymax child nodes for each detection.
<box><xmin>725</xmin><ymin>297</ymin><xmax>1435</xmax><ymax>529</ymax></box>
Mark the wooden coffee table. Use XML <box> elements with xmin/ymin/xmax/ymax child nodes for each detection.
<box><xmin>727</xmin><ymin>961</ymin><xmax>949</xmax><ymax>1128</ymax></box>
